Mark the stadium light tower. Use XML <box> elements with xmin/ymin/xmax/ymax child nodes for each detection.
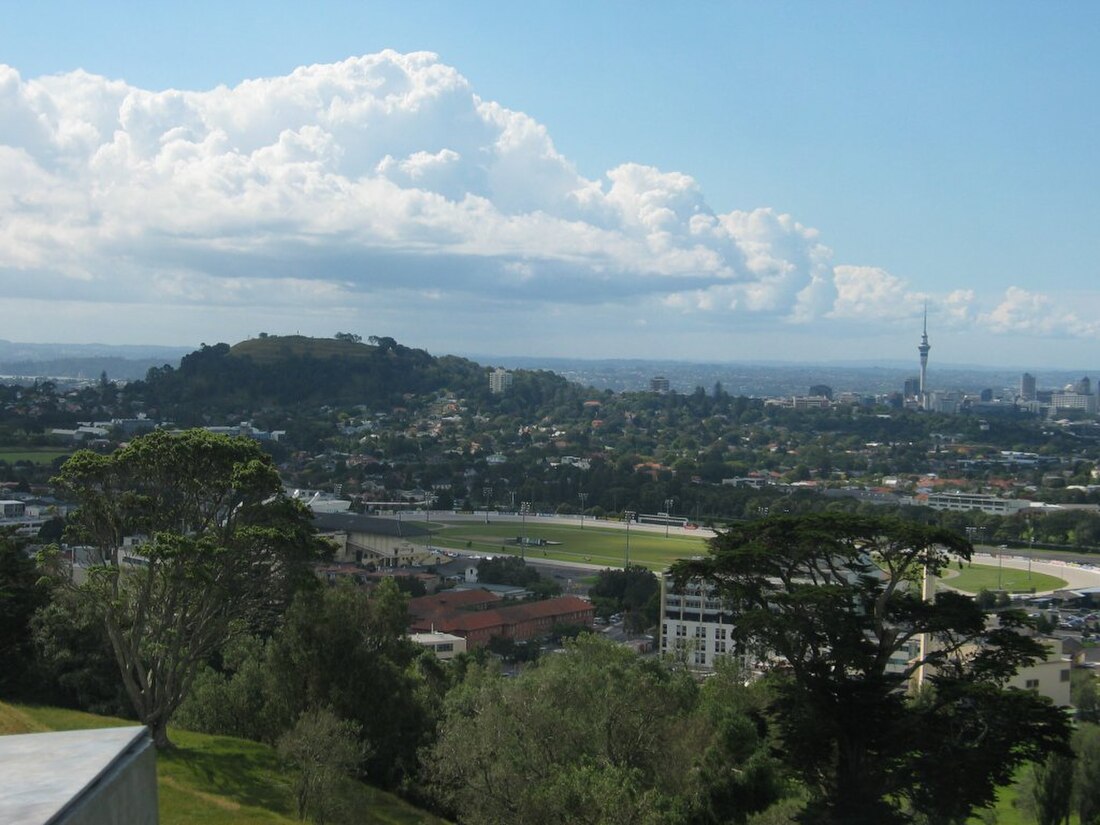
<box><xmin>624</xmin><ymin>510</ymin><xmax>636</xmax><ymax>567</ymax></box>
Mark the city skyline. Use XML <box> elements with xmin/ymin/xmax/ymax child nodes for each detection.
<box><xmin>3</xmin><ymin>3</ymin><xmax>1100</xmax><ymax>368</ymax></box>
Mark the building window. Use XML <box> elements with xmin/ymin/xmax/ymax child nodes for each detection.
<box><xmin>1061</xmin><ymin>669</ymin><xmax>1071</xmax><ymax>682</ymax></box>
<box><xmin>694</xmin><ymin>651</ymin><xmax>706</xmax><ymax>665</ymax></box>
<box><xmin>715</xmin><ymin>640</ymin><xmax>726</xmax><ymax>654</ymax></box>
<box><xmin>676</xmin><ymin>625</ymin><xmax>687</xmax><ymax>637</ymax></box>
<box><xmin>436</xmin><ymin>643</ymin><xmax>453</xmax><ymax>652</ymax></box>
<box><xmin>1025</xmin><ymin>679</ymin><xmax>1040</xmax><ymax>690</ymax></box>
<box><xmin>695</xmin><ymin>626</ymin><xmax>706</xmax><ymax>638</ymax></box>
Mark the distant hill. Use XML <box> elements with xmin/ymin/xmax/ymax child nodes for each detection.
<box><xmin>122</xmin><ymin>335</ymin><xmax>583</xmax><ymax>427</ymax></box>
<box><xmin>130</xmin><ymin>335</ymin><xmax>496</xmax><ymax>418</ymax></box>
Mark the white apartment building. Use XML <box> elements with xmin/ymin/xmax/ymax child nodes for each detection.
<box><xmin>659</xmin><ymin>576</ymin><xmax>743</xmax><ymax>671</ymax></box>
<box><xmin>489</xmin><ymin>368</ymin><xmax>513</xmax><ymax>394</ymax></box>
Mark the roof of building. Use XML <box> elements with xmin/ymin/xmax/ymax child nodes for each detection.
<box><xmin>451</xmin><ymin>582</ymin><xmax>527</xmax><ymax>597</ymax></box>
<box><xmin>408</xmin><ymin>588</ymin><xmax>502</xmax><ymax>620</ymax></box>
<box><xmin>312</xmin><ymin>511</ymin><xmax>430</xmax><ymax>538</ymax></box>
<box><xmin>0</xmin><ymin>726</ymin><xmax>151</xmax><ymax>824</ymax></box>
<box><xmin>409</xmin><ymin>631</ymin><xmax>466</xmax><ymax>644</ymax></box>
<box><xmin>435</xmin><ymin>558</ymin><xmax>477</xmax><ymax>577</ymax></box>
<box><xmin>411</xmin><ymin>595</ymin><xmax>594</xmax><ymax>636</ymax></box>
<box><xmin>495</xmin><ymin>595</ymin><xmax>595</xmax><ymax>622</ymax></box>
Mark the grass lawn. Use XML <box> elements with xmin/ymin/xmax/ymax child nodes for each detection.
<box><xmin>427</xmin><ymin>519</ymin><xmax>710</xmax><ymax>570</ymax></box>
<box><xmin>0</xmin><ymin>447</ymin><xmax>75</xmax><ymax>465</ymax></box>
<box><xmin>941</xmin><ymin>563</ymin><xmax>1067</xmax><ymax>594</ymax></box>
<box><xmin>0</xmin><ymin>702</ymin><xmax>448</xmax><ymax>825</ymax></box>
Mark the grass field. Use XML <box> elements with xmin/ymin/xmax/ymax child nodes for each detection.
<box><xmin>0</xmin><ymin>702</ymin><xmax>448</xmax><ymax>825</ymax></box>
<box><xmin>0</xmin><ymin>447</ymin><xmax>74</xmax><ymax>465</ymax></box>
<box><xmin>941</xmin><ymin>563</ymin><xmax>1067</xmax><ymax>594</ymax></box>
<box><xmin>427</xmin><ymin>519</ymin><xmax>710</xmax><ymax>570</ymax></box>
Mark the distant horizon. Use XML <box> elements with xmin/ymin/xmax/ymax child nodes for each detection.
<box><xmin>1</xmin><ymin>335</ymin><xmax>1097</xmax><ymax>377</ymax></box>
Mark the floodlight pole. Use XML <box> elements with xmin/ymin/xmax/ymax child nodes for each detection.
<box><xmin>579</xmin><ymin>492</ymin><xmax>588</xmax><ymax>530</ymax></box>
<box><xmin>625</xmin><ymin>510</ymin><xmax>635</xmax><ymax>567</ymax></box>
<box><xmin>664</xmin><ymin>497</ymin><xmax>674</xmax><ymax>538</ymax></box>
<box><xmin>521</xmin><ymin>501</ymin><xmax>530</xmax><ymax>561</ymax></box>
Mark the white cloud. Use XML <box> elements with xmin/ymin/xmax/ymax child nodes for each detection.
<box><xmin>0</xmin><ymin>50</ymin><xmax>1059</xmax><ymax>354</ymax></box>
<box><xmin>830</xmin><ymin>266</ymin><xmax>921</xmax><ymax>320</ymax></box>
<box><xmin>978</xmin><ymin>286</ymin><xmax>1100</xmax><ymax>338</ymax></box>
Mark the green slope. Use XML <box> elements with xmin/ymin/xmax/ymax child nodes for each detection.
<box><xmin>0</xmin><ymin>702</ymin><xmax>447</xmax><ymax>825</ymax></box>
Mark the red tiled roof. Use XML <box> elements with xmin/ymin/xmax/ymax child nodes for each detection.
<box><xmin>408</xmin><ymin>595</ymin><xmax>594</xmax><ymax>637</ymax></box>
<box><xmin>495</xmin><ymin>596</ymin><xmax>594</xmax><ymax>622</ymax></box>
<box><xmin>408</xmin><ymin>589</ymin><xmax>501</xmax><ymax>620</ymax></box>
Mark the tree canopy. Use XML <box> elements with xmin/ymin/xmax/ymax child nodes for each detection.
<box><xmin>48</xmin><ymin>429</ymin><xmax>324</xmax><ymax>747</ymax></box>
<box><xmin>671</xmin><ymin>512</ymin><xmax>1069</xmax><ymax>824</ymax></box>
<box><xmin>424</xmin><ymin>635</ymin><xmax>782</xmax><ymax>824</ymax></box>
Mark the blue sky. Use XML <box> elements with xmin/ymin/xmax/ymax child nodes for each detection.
<box><xmin>2</xmin><ymin>2</ymin><xmax>1099</xmax><ymax>368</ymax></box>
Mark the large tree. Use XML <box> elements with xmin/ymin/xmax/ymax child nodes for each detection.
<box><xmin>48</xmin><ymin>429</ymin><xmax>323</xmax><ymax>747</ymax></box>
<box><xmin>671</xmin><ymin>512</ymin><xmax>1069</xmax><ymax>825</ymax></box>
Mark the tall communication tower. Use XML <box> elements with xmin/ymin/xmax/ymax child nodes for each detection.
<box><xmin>918</xmin><ymin>304</ymin><xmax>931</xmax><ymax>408</ymax></box>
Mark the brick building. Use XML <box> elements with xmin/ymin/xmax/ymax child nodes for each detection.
<box><xmin>408</xmin><ymin>590</ymin><xmax>594</xmax><ymax>649</ymax></box>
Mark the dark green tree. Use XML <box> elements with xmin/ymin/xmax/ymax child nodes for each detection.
<box><xmin>672</xmin><ymin>513</ymin><xmax>1069</xmax><ymax>825</ymax></box>
<box><xmin>0</xmin><ymin>535</ymin><xmax>47</xmax><ymax>697</ymax></box>
<box><xmin>589</xmin><ymin>565</ymin><xmax>659</xmax><ymax>630</ymax></box>
<box><xmin>1074</xmin><ymin>724</ymin><xmax>1100</xmax><ymax>825</ymax></box>
<box><xmin>262</xmin><ymin>580</ymin><xmax>441</xmax><ymax>788</ymax></box>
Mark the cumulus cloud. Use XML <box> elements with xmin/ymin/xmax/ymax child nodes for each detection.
<box><xmin>0</xmin><ymin>50</ymin><xmax>1040</xmax><ymax>348</ymax></box>
<box><xmin>978</xmin><ymin>287</ymin><xmax>1100</xmax><ymax>338</ymax></box>
<box><xmin>830</xmin><ymin>266</ymin><xmax>922</xmax><ymax>320</ymax></box>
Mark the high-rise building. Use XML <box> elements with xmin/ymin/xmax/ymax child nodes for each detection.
<box><xmin>809</xmin><ymin>384</ymin><xmax>833</xmax><ymax>400</ymax></box>
<box><xmin>917</xmin><ymin>304</ymin><xmax>931</xmax><ymax>408</ymax></box>
<box><xmin>1077</xmin><ymin>376</ymin><xmax>1092</xmax><ymax>396</ymax></box>
<box><xmin>1021</xmin><ymin>373</ymin><xmax>1036</xmax><ymax>401</ymax></box>
<box><xmin>904</xmin><ymin>377</ymin><xmax>920</xmax><ymax>399</ymax></box>
<box><xmin>650</xmin><ymin>376</ymin><xmax>670</xmax><ymax>394</ymax></box>
<box><xmin>488</xmin><ymin>368</ymin><xmax>513</xmax><ymax>394</ymax></box>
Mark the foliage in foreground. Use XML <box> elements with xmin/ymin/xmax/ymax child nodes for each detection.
<box><xmin>423</xmin><ymin>635</ymin><xmax>784</xmax><ymax>825</ymax></box>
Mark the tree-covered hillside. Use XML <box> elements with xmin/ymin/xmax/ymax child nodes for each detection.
<box><xmin>126</xmin><ymin>335</ymin><xmax>576</xmax><ymax>423</ymax></box>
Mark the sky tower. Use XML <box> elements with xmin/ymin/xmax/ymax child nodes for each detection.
<box><xmin>918</xmin><ymin>304</ymin><xmax>931</xmax><ymax>407</ymax></box>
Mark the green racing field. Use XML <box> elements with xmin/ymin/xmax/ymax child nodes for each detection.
<box><xmin>938</xmin><ymin>562</ymin><xmax>1066</xmax><ymax>594</ymax></box>
<box><xmin>425</xmin><ymin>518</ymin><xmax>710</xmax><ymax>570</ymax></box>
